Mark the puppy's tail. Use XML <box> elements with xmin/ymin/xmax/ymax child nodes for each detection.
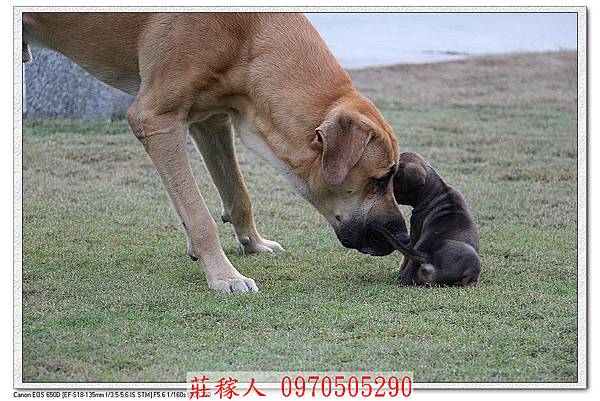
<box><xmin>372</xmin><ymin>225</ymin><xmax>428</xmax><ymax>264</ymax></box>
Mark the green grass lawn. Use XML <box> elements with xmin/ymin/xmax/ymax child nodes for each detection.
<box><xmin>21</xmin><ymin>52</ymin><xmax>578</xmax><ymax>383</ymax></box>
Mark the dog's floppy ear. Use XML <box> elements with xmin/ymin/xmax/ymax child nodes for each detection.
<box><xmin>315</xmin><ymin>115</ymin><xmax>373</xmax><ymax>186</ymax></box>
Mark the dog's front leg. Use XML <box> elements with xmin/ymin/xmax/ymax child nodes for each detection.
<box><xmin>189</xmin><ymin>116</ymin><xmax>284</xmax><ymax>256</ymax></box>
<box><xmin>127</xmin><ymin>104</ymin><xmax>258</xmax><ymax>294</ymax></box>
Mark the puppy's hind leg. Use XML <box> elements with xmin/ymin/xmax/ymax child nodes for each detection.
<box><xmin>394</xmin><ymin>257</ymin><xmax>409</xmax><ymax>273</ymax></box>
<box><xmin>189</xmin><ymin>115</ymin><xmax>284</xmax><ymax>255</ymax></box>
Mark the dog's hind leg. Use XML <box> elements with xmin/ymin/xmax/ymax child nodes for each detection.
<box><xmin>189</xmin><ymin>115</ymin><xmax>284</xmax><ymax>255</ymax></box>
<box><xmin>127</xmin><ymin>99</ymin><xmax>258</xmax><ymax>294</ymax></box>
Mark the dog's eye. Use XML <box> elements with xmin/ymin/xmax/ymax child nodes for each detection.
<box><xmin>374</xmin><ymin>176</ymin><xmax>388</xmax><ymax>184</ymax></box>
<box><xmin>371</xmin><ymin>174</ymin><xmax>390</xmax><ymax>190</ymax></box>
<box><xmin>371</xmin><ymin>165</ymin><xmax>396</xmax><ymax>191</ymax></box>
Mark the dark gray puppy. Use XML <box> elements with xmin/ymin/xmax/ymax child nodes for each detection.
<box><xmin>379</xmin><ymin>152</ymin><xmax>481</xmax><ymax>287</ymax></box>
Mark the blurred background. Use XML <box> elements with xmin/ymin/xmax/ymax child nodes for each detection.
<box><xmin>23</xmin><ymin>12</ymin><xmax>577</xmax><ymax>119</ymax></box>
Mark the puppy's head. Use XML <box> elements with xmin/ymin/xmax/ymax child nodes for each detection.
<box><xmin>393</xmin><ymin>152</ymin><xmax>430</xmax><ymax>206</ymax></box>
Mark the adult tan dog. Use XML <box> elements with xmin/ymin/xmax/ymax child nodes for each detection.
<box><xmin>23</xmin><ymin>12</ymin><xmax>409</xmax><ymax>293</ymax></box>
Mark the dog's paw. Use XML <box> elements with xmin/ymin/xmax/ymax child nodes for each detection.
<box><xmin>207</xmin><ymin>275</ymin><xmax>259</xmax><ymax>294</ymax></box>
<box><xmin>238</xmin><ymin>235</ymin><xmax>284</xmax><ymax>255</ymax></box>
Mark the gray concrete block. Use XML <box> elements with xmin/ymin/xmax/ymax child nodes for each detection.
<box><xmin>24</xmin><ymin>48</ymin><xmax>133</xmax><ymax>119</ymax></box>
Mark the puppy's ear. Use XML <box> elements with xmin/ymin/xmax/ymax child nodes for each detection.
<box><xmin>315</xmin><ymin>115</ymin><xmax>373</xmax><ymax>186</ymax></box>
<box><xmin>394</xmin><ymin>162</ymin><xmax>427</xmax><ymax>199</ymax></box>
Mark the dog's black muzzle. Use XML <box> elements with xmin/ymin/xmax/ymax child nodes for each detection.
<box><xmin>336</xmin><ymin>218</ymin><xmax>409</xmax><ymax>256</ymax></box>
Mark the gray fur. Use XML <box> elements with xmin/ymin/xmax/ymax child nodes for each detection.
<box><xmin>393</xmin><ymin>152</ymin><xmax>481</xmax><ymax>287</ymax></box>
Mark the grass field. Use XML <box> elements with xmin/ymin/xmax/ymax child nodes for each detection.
<box><xmin>21</xmin><ymin>51</ymin><xmax>578</xmax><ymax>383</ymax></box>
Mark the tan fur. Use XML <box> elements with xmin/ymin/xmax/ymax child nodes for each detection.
<box><xmin>24</xmin><ymin>12</ymin><xmax>405</xmax><ymax>293</ymax></box>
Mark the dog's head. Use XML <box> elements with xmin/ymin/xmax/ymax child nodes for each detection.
<box><xmin>308</xmin><ymin>97</ymin><xmax>409</xmax><ymax>256</ymax></box>
<box><xmin>393</xmin><ymin>152</ymin><xmax>431</xmax><ymax>206</ymax></box>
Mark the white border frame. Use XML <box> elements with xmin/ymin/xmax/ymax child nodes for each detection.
<box><xmin>13</xmin><ymin>5</ymin><xmax>587</xmax><ymax>390</ymax></box>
